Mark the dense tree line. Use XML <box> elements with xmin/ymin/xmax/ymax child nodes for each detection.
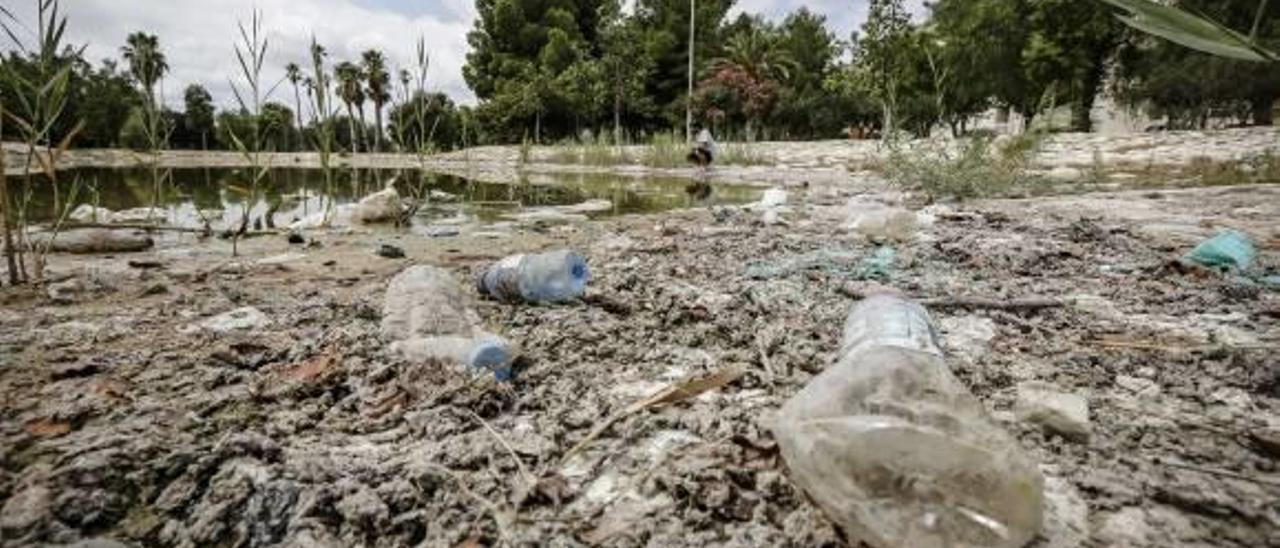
<box><xmin>2</xmin><ymin>0</ymin><xmax>1278</xmax><ymax>150</ymax></box>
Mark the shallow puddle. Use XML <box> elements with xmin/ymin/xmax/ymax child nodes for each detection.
<box><xmin>10</xmin><ymin>167</ymin><xmax>761</xmax><ymax>228</ymax></box>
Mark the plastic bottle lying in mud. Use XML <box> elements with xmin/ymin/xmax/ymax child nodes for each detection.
<box><xmin>477</xmin><ymin>250</ymin><xmax>589</xmax><ymax>303</ymax></box>
<box><xmin>391</xmin><ymin>334</ymin><xmax>515</xmax><ymax>381</ymax></box>
<box><xmin>383</xmin><ymin>265</ymin><xmax>516</xmax><ymax>379</ymax></box>
<box><xmin>773</xmin><ymin>294</ymin><xmax>1044</xmax><ymax>548</ymax></box>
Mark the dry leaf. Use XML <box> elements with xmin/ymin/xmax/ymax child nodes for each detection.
<box><xmin>282</xmin><ymin>352</ymin><xmax>340</xmax><ymax>383</ymax></box>
<box><xmin>25</xmin><ymin>418</ymin><xmax>71</xmax><ymax>438</ymax></box>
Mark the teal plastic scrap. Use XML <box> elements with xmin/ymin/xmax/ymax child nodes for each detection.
<box><xmin>1182</xmin><ymin>230</ymin><xmax>1256</xmax><ymax>273</ymax></box>
<box><xmin>745</xmin><ymin>247</ymin><xmax>895</xmax><ymax>281</ymax></box>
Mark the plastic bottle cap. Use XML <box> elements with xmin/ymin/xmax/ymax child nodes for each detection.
<box><xmin>468</xmin><ymin>341</ymin><xmax>510</xmax><ymax>369</ymax></box>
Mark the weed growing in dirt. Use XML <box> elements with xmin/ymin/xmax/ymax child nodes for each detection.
<box><xmin>547</xmin><ymin>134</ymin><xmax>632</xmax><ymax>166</ymax></box>
<box><xmin>1185</xmin><ymin>152</ymin><xmax>1280</xmax><ymax>185</ymax></box>
<box><xmin>885</xmin><ymin>132</ymin><xmax>1044</xmax><ymax>200</ymax></box>
<box><xmin>642</xmin><ymin>131</ymin><xmax>686</xmax><ymax>168</ymax></box>
<box><xmin>718</xmin><ymin>142</ymin><xmax>770</xmax><ymax>166</ymax></box>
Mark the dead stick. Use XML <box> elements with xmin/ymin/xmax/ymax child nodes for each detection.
<box><xmin>1155</xmin><ymin>459</ymin><xmax>1280</xmax><ymax>488</ymax></box>
<box><xmin>468</xmin><ymin>410</ymin><xmax>534</xmax><ymax>487</ymax></box>
<box><xmin>60</xmin><ymin>222</ymin><xmax>210</xmax><ymax>234</ymax></box>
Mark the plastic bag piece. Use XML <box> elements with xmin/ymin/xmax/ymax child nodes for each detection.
<box><xmin>774</xmin><ymin>295</ymin><xmax>1044</xmax><ymax>548</ymax></box>
<box><xmin>1183</xmin><ymin>230</ymin><xmax>1256</xmax><ymax>273</ymax></box>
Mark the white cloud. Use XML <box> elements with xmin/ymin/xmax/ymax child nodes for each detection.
<box><xmin>3</xmin><ymin>0</ymin><xmax>476</xmax><ymax>110</ymax></box>
<box><xmin>729</xmin><ymin>0</ymin><xmax>928</xmax><ymax>41</ymax></box>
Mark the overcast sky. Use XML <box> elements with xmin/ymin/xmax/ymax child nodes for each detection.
<box><xmin>2</xmin><ymin>0</ymin><xmax>925</xmax><ymax>110</ymax></box>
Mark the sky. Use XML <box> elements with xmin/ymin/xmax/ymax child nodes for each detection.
<box><xmin>1</xmin><ymin>0</ymin><xmax>925</xmax><ymax>111</ymax></box>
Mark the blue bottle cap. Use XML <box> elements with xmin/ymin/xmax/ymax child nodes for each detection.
<box><xmin>468</xmin><ymin>340</ymin><xmax>513</xmax><ymax>381</ymax></box>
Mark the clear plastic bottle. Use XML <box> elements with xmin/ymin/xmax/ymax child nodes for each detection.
<box><xmin>774</xmin><ymin>294</ymin><xmax>1044</xmax><ymax>548</ymax></box>
<box><xmin>383</xmin><ymin>266</ymin><xmax>516</xmax><ymax>379</ymax></box>
<box><xmin>477</xmin><ymin>250</ymin><xmax>589</xmax><ymax>303</ymax></box>
<box><xmin>390</xmin><ymin>334</ymin><xmax>515</xmax><ymax>380</ymax></box>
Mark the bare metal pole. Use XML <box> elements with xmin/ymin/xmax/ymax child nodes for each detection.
<box><xmin>686</xmin><ymin>0</ymin><xmax>695</xmax><ymax>143</ymax></box>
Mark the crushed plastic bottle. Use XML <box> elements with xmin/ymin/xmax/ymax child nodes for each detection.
<box><xmin>478</xmin><ymin>250</ymin><xmax>589</xmax><ymax>303</ymax></box>
<box><xmin>383</xmin><ymin>265</ymin><xmax>516</xmax><ymax>379</ymax></box>
<box><xmin>390</xmin><ymin>334</ymin><xmax>515</xmax><ymax>381</ymax></box>
<box><xmin>774</xmin><ymin>294</ymin><xmax>1044</xmax><ymax>548</ymax></box>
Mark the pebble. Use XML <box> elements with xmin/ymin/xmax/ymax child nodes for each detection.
<box><xmin>1016</xmin><ymin>381</ymin><xmax>1091</xmax><ymax>442</ymax></box>
<box><xmin>376</xmin><ymin>245</ymin><xmax>405</xmax><ymax>259</ymax></box>
<box><xmin>187</xmin><ymin>307</ymin><xmax>272</xmax><ymax>334</ymax></box>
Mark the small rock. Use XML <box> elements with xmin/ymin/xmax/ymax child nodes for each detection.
<box><xmin>940</xmin><ymin>315</ymin><xmax>997</xmax><ymax>361</ymax></box>
<box><xmin>0</xmin><ymin>484</ymin><xmax>52</xmax><ymax>534</ymax></box>
<box><xmin>1248</xmin><ymin>428</ymin><xmax>1280</xmax><ymax>459</ymax></box>
<box><xmin>422</xmin><ymin>225</ymin><xmax>460</xmax><ymax>238</ymax></box>
<box><xmin>1097</xmin><ymin>507</ymin><xmax>1151</xmax><ymax>547</ymax></box>
<box><xmin>256</xmin><ymin>253</ymin><xmax>306</xmax><ymax>266</ymax></box>
<box><xmin>429</xmin><ymin>189</ymin><xmax>459</xmax><ymax>202</ymax></box>
<box><xmin>51</xmin><ymin>360</ymin><xmax>106</xmax><ymax>380</ymax></box>
<box><xmin>1016</xmin><ymin>381</ymin><xmax>1091</xmax><ymax>442</ymax></box>
<box><xmin>376</xmin><ymin>244</ymin><xmax>405</xmax><ymax>259</ymax></box>
<box><xmin>139</xmin><ymin>282</ymin><xmax>169</xmax><ymax>296</ymax></box>
<box><xmin>69</xmin><ymin>204</ymin><xmax>113</xmax><ymax>223</ymax></box>
<box><xmin>355</xmin><ymin>186</ymin><xmax>401</xmax><ymax>224</ymax></box>
<box><xmin>335</xmin><ymin>485</ymin><xmax>389</xmax><ymax>530</ymax></box>
<box><xmin>47</xmin><ymin>279</ymin><xmax>86</xmax><ymax>304</ymax></box>
<box><xmin>286</xmin><ymin>232</ymin><xmax>306</xmax><ymax>245</ymax></box>
<box><xmin>1047</xmin><ymin>166</ymin><xmax>1084</xmax><ymax>181</ymax></box>
<box><xmin>1115</xmin><ymin>374</ymin><xmax>1161</xmax><ymax>398</ymax></box>
<box><xmin>188</xmin><ymin>307</ymin><xmax>272</xmax><ymax>334</ymax></box>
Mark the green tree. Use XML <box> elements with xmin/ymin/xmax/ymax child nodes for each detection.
<box><xmin>856</xmin><ymin>0</ymin><xmax>915</xmax><ymax>134</ymax></box>
<box><xmin>1113</xmin><ymin>0</ymin><xmax>1280</xmax><ymax>127</ymax></box>
<box><xmin>334</xmin><ymin>61</ymin><xmax>366</xmax><ymax>152</ymax></box>
<box><xmin>260</xmin><ymin>102</ymin><xmax>296</xmax><ymax>150</ymax></box>
<box><xmin>183</xmin><ymin>84</ymin><xmax>215</xmax><ymax>149</ymax></box>
<box><xmin>388</xmin><ymin>91</ymin><xmax>462</xmax><ymax>151</ymax></box>
<box><xmin>121</xmin><ymin>32</ymin><xmax>167</xmax><ymax>108</ymax></box>
<box><xmin>599</xmin><ymin>13</ymin><xmax>658</xmax><ymax>142</ymax></box>
<box><xmin>632</xmin><ymin>0</ymin><xmax>736</xmax><ymax>129</ymax></box>
<box><xmin>362</xmin><ymin>49</ymin><xmax>391</xmax><ymax>151</ymax></box>
<box><xmin>463</xmin><ymin>0</ymin><xmax>613</xmax><ymax>142</ymax></box>
<box><xmin>285</xmin><ymin>62</ymin><xmax>306</xmax><ymax>149</ymax></box>
<box><xmin>695</xmin><ymin>18</ymin><xmax>796</xmax><ymax>137</ymax></box>
<box><xmin>1023</xmin><ymin>0</ymin><xmax>1124</xmax><ymax>131</ymax></box>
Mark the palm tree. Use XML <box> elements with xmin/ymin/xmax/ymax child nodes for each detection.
<box><xmin>712</xmin><ymin>28</ymin><xmax>796</xmax><ymax>83</ymax></box>
<box><xmin>285</xmin><ymin>62</ymin><xmax>305</xmax><ymax>151</ymax></box>
<box><xmin>362</xmin><ymin>49</ymin><xmax>392</xmax><ymax>152</ymax></box>
<box><xmin>121</xmin><ymin>32</ymin><xmax>169</xmax><ymax>108</ymax></box>
<box><xmin>334</xmin><ymin>61</ymin><xmax>366</xmax><ymax>153</ymax></box>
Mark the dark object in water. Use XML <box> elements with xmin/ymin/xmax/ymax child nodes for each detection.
<box><xmin>685</xmin><ymin>181</ymin><xmax>712</xmax><ymax>200</ymax></box>
<box><xmin>286</xmin><ymin>232</ymin><xmax>306</xmax><ymax>245</ymax></box>
<box><xmin>377</xmin><ymin>244</ymin><xmax>406</xmax><ymax>259</ymax></box>
<box><xmin>687</xmin><ymin>146</ymin><xmax>714</xmax><ymax>167</ymax></box>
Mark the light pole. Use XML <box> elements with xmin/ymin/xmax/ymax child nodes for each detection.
<box><xmin>686</xmin><ymin>0</ymin><xmax>695</xmax><ymax>143</ymax></box>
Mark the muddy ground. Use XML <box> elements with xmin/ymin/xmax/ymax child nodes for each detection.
<box><xmin>1</xmin><ymin>177</ymin><xmax>1278</xmax><ymax>547</ymax></box>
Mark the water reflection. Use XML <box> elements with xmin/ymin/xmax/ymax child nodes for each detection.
<box><xmin>9</xmin><ymin>167</ymin><xmax>760</xmax><ymax>228</ymax></box>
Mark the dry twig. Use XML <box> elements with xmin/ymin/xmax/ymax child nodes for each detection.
<box><xmin>560</xmin><ymin>365</ymin><xmax>745</xmax><ymax>465</ymax></box>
